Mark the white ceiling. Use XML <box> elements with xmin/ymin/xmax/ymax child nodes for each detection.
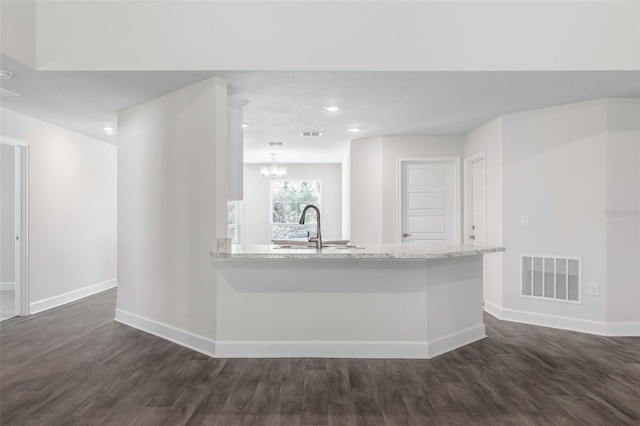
<box><xmin>1</xmin><ymin>54</ymin><xmax>639</xmax><ymax>163</ymax></box>
<box><xmin>231</xmin><ymin>71</ymin><xmax>640</xmax><ymax>163</ymax></box>
<box><xmin>0</xmin><ymin>55</ymin><xmax>218</xmax><ymax>145</ymax></box>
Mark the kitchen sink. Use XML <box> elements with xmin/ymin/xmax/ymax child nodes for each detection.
<box><xmin>273</xmin><ymin>244</ymin><xmax>364</xmax><ymax>250</ymax></box>
<box><xmin>321</xmin><ymin>244</ymin><xmax>364</xmax><ymax>250</ymax></box>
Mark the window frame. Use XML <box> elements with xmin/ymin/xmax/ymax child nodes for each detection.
<box><xmin>227</xmin><ymin>200</ymin><xmax>241</xmax><ymax>244</ymax></box>
<box><xmin>269</xmin><ymin>179</ymin><xmax>322</xmax><ymax>239</ymax></box>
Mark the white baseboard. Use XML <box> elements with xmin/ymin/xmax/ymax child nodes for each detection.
<box><xmin>215</xmin><ymin>340</ymin><xmax>431</xmax><ymax>359</ymax></box>
<box><xmin>0</xmin><ymin>282</ymin><xmax>15</xmax><ymax>291</ymax></box>
<box><xmin>483</xmin><ymin>300</ymin><xmax>503</xmax><ymax>318</ymax></box>
<box><xmin>115</xmin><ymin>309</ymin><xmax>216</xmax><ymax>357</ymax></box>
<box><xmin>115</xmin><ymin>309</ymin><xmax>484</xmax><ymax>359</ymax></box>
<box><xmin>484</xmin><ymin>301</ymin><xmax>640</xmax><ymax>337</ymax></box>
<box><xmin>428</xmin><ymin>324</ymin><xmax>486</xmax><ymax>358</ymax></box>
<box><xmin>30</xmin><ymin>279</ymin><xmax>117</xmax><ymax>314</ymax></box>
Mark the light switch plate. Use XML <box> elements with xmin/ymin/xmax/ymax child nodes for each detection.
<box><xmin>520</xmin><ymin>215</ymin><xmax>529</xmax><ymax>227</ymax></box>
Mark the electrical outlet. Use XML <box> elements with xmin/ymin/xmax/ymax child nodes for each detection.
<box><xmin>590</xmin><ymin>284</ymin><xmax>599</xmax><ymax>297</ymax></box>
<box><xmin>520</xmin><ymin>215</ymin><xmax>529</xmax><ymax>227</ymax></box>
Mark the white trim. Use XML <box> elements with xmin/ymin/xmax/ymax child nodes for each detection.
<box><xmin>427</xmin><ymin>324</ymin><xmax>486</xmax><ymax>359</ymax></box>
<box><xmin>29</xmin><ymin>279</ymin><xmax>117</xmax><ymax>314</ymax></box>
<box><xmin>0</xmin><ymin>136</ymin><xmax>29</xmax><ymax>147</ymax></box>
<box><xmin>484</xmin><ymin>301</ymin><xmax>640</xmax><ymax>337</ymax></box>
<box><xmin>463</xmin><ymin>151</ymin><xmax>486</xmax><ymax>164</ymax></box>
<box><xmin>463</xmin><ymin>151</ymin><xmax>486</xmax><ymax>245</ymax></box>
<box><xmin>115</xmin><ymin>310</ymin><xmax>484</xmax><ymax>359</ymax></box>
<box><xmin>483</xmin><ymin>300</ymin><xmax>503</xmax><ymax>318</ymax></box>
<box><xmin>21</xmin><ymin>143</ymin><xmax>29</xmax><ymax>316</ymax></box>
<box><xmin>115</xmin><ymin>309</ymin><xmax>216</xmax><ymax>357</ymax></box>
<box><xmin>463</xmin><ymin>151</ymin><xmax>487</xmax><ymax>302</ymax></box>
<box><xmin>1</xmin><ymin>136</ymin><xmax>29</xmax><ymax>317</ymax></box>
<box><xmin>0</xmin><ymin>282</ymin><xmax>15</xmax><ymax>291</ymax></box>
<box><xmin>397</xmin><ymin>156</ymin><xmax>461</xmax><ymax>244</ymax></box>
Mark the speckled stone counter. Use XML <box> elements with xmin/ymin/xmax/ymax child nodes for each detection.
<box><xmin>214</xmin><ymin>243</ymin><xmax>504</xmax><ymax>261</ymax></box>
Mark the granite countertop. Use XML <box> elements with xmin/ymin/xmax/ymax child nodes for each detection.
<box><xmin>214</xmin><ymin>243</ymin><xmax>505</xmax><ymax>261</ymax></box>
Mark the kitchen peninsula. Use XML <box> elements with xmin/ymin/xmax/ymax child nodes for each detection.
<box><xmin>214</xmin><ymin>243</ymin><xmax>504</xmax><ymax>359</ymax></box>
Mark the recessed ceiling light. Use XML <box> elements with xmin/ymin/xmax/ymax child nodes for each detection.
<box><xmin>0</xmin><ymin>70</ymin><xmax>13</xmax><ymax>80</ymax></box>
<box><xmin>324</xmin><ymin>106</ymin><xmax>340</xmax><ymax>112</ymax></box>
<box><xmin>347</xmin><ymin>127</ymin><xmax>361</xmax><ymax>133</ymax></box>
<box><xmin>266</xmin><ymin>142</ymin><xmax>286</xmax><ymax>146</ymax></box>
<box><xmin>103</xmin><ymin>126</ymin><xmax>116</xmax><ymax>136</ymax></box>
<box><xmin>242</xmin><ymin>122</ymin><xmax>249</xmax><ymax>128</ymax></box>
<box><xmin>301</xmin><ymin>132</ymin><xmax>322</xmax><ymax>136</ymax></box>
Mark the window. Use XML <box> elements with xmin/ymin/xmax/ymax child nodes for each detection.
<box><xmin>228</xmin><ymin>201</ymin><xmax>241</xmax><ymax>244</ymax></box>
<box><xmin>270</xmin><ymin>180</ymin><xmax>321</xmax><ymax>240</ymax></box>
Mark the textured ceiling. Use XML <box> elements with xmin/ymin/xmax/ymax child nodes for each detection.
<box><xmin>1</xmin><ymin>54</ymin><xmax>639</xmax><ymax>163</ymax></box>
<box><xmin>229</xmin><ymin>71</ymin><xmax>640</xmax><ymax>163</ymax></box>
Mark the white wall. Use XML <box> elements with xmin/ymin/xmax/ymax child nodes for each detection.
<box><xmin>605</xmin><ymin>99</ymin><xmax>640</xmax><ymax>325</ymax></box>
<box><xmin>241</xmin><ymin>163</ymin><xmax>342</xmax><ymax>245</ymax></box>
<box><xmin>116</xmin><ymin>77</ymin><xmax>226</xmax><ymax>340</ymax></box>
<box><xmin>0</xmin><ymin>108</ymin><xmax>117</xmax><ymax>306</ymax></box>
<box><xmin>1</xmin><ymin>144</ymin><xmax>15</xmax><ymax>283</ymax></box>
<box><xmin>502</xmin><ymin>100</ymin><xmax>610</xmax><ymax>323</ymax></box>
<box><xmin>466</xmin><ymin>98</ymin><xmax>640</xmax><ymax>335</ymax></box>
<box><xmin>34</xmin><ymin>1</ymin><xmax>639</xmax><ymax>71</ymax></box>
<box><xmin>350</xmin><ymin>137</ymin><xmax>383</xmax><ymax>245</ymax></box>
<box><xmin>464</xmin><ymin>117</ymin><xmax>504</xmax><ymax>308</ymax></box>
<box><xmin>351</xmin><ymin>135</ymin><xmax>464</xmax><ymax>244</ymax></box>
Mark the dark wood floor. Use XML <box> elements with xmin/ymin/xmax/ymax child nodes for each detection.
<box><xmin>1</xmin><ymin>289</ymin><xmax>639</xmax><ymax>425</ymax></box>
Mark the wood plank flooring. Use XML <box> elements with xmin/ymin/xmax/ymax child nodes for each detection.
<box><xmin>1</xmin><ymin>289</ymin><xmax>639</xmax><ymax>425</ymax></box>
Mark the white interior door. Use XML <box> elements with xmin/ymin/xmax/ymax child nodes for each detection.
<box><xmin>1</xmin><ymin>138</ymin><xmax>28</xmax><ymax>318</ymax></box>
<box><xmin>400</xmin><ymin>160</ymin><xmax>458</xmax><ymax>244</ymax></box>
<box><xmin>470</xmin><ymin>159</ymin><xmax>486</xmax><ymax>246</ymax></box>
<box><xmin>13</xmin><ymin>147</ymin><xmax>24</xmax><ymax>315</ymax></box>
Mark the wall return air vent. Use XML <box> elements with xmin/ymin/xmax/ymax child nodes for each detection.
<box><xmin>521</xmin><ymin>255</ymin><xmax>581</xmax><ymax>303</ymax></box>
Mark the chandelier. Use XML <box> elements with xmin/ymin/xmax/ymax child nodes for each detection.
<box><xmin>261</xmin><ymin>153</ymin><xmax>287</xmax><ymax>179</ymax></box>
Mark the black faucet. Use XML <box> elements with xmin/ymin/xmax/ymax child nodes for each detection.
<box><xmin>299</xmin><ymin>204</ymin><xmax>322</xmax><ymax>249</ymax></box>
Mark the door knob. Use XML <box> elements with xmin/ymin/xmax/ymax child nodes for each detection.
<box><xmin>402</xmin><ymin>233</ymin><xmax>412</xmax><ymax>237</ymax></box>
<box><xmin>470</xmin><ymin>235</ymin><xmax>476</xmax><ymax>240</ymax></box>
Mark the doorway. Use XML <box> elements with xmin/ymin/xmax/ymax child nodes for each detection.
<box><xmin>399</xmin><ymin>158</ymin><xmax>460</xmax><ymax>244</ymax></box>
<box><xmin>1</xmin><ymin>137</ymin><xmax>29</xmax><ymax>320</ymax></box>
<box><xmin>464</xmin><ymin>152</ymin><xmax>486</xmax><ymax>246</ymax></box>
<box><xmin>464</xmin><ymin>151</ymin><xmax>487</xmax><ymax>301</ymax></box>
